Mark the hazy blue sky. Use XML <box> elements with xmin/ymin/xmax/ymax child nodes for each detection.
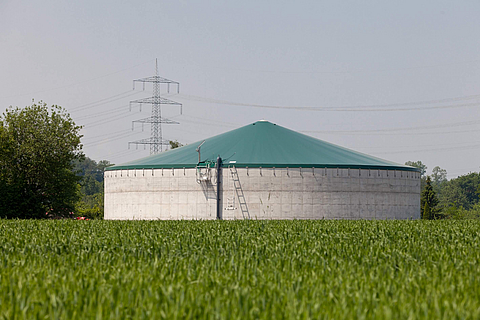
<box><xmin>1</xmin><ymin>0</ymin><xmax>480</xmax><ymax>178</ymax></box>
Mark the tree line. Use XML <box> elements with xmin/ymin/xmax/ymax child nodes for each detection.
<box><xmin>1</xmin><ymin>102</ymin><xmax>478</xmax><ymax>219</ymax></box>
<box><xmin>73</xmin><ymin>157</ymin><xmax>112</xmax><ymax>219</ymax></box>
<box><xmin>405</xmin><ymin>161</ymin><xmax>480</xmax><ymax>220</ymax></box>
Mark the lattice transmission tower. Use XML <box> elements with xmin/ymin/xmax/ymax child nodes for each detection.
<box><xmin>129</xmin><ymin>59</ymin><xmax>182</xmax><ymax>154</ymax></box>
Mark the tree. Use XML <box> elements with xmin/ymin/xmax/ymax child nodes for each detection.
<box><xmin>73</xmin><ymin>156</ymin><xmax>98</xmax><ymax>178</ymax></box>
<box><xmin>0</xmin><ymin>101</ymin><xmax>82</xmax><ymax>218</ymax></box>
<box><xmin>405</xmin><ymin>161</ymin><xmax>427</xmax><ymax>177</ymax></box>
<box><xmin>73</xmin><ymin>158</ymin><xmax>112</xmax><ymax>183</ymax></box>
<box><xmin>421</xmin><ymin>176</ymin><xmax>439</xmax><ymax>219</ymax></box>
<box><xmin>406</xmin><ymin>160</ymin><xmax>428</xmax><ymax>193</ymax></box>
<box><xmin>74</xmin><ymin>156</ymin><xmax>112</xmax><ymax>219</ymax></box>
<box><xmin>97</xmin><ymin>160</ymin><xmax>113</xmax><ymax>172</ymax></box>
<box><xmin>439</xmin><ymin>172</ymin><xmax>480</xmax><ymax>210</ymax></box>
<box><xmin>169</xmin><ymin>140</ymin><xmax>183</xmax><ymax>149</ymax></box>
<box><xmin>432</xmin><ymin>166</ymin><xmax>447</xmax><ymax>185</ymax></box>
<box><xmin>431</xmin><ymin>166</ymin><xmax>448</xmax><ymax>200</ymax></box>
<box><xmin>423</xmin><ymin>202</ymin><xmax>431</xmax><ymax>220</ymax></box>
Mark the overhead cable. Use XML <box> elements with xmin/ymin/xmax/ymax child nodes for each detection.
<box><xmin>175</xmin><ymin>93</ymin><xmax>480</xmax><ymax>112</ymax></box>
<box><xmin>0</xmin><ymin>59</ymin><xmax>154</xmax><ymax>99</ymax></box>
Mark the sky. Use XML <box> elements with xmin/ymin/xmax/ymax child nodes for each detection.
<box><xmin>1</xmin><ymin>0</ymin><xmax>480</xmax><ymax>179</ymax></box>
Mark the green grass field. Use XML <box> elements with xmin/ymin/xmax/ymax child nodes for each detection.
<box><xmin>0</xmin><ymin>220</ymin><xmax>479</xmax><ymax>319</ymax></box>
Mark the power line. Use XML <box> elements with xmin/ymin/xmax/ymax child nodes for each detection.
<box><xmin>84</xmin><ymin>130</ymin><xmax>136</xmax><ymax>144</ymax></box>
<box><xmin>114</xmin><ymin>150</ymin><xmax>145</xmax><ymax>161</ymax></box>
<box><xmin>353</xmin><ymin>139</ymin><xmax>480</xmax><ymax>150</ymax></box>
<box><xmin>83</xmin><ymin>110</ymin><xmax>139</xmax><ymax>128</ymax></box>
<box><xmin>181</xmin><ymin>114</ymin><xmax>240</xmax><ymax>127</ymax></box>
<box><xmin>81</xmin><ymin>128</ymin><xmax>132</xmax><ymax>141</ymax></box>
<box><xmin>86</xmin><ymin>130</ymin><xmax>145</xmax><ymax>147</ymax></box>
<box><xmin>302</xmin><ymin>119</ymin><xmax>480</xmax><ymax>134</ymax></box>
<box><xmin>305</xmin><ymin>127</ymin><xmax>480</xmax><ymax>136</ymax></box>
<box><xmin>446</xmin><ymin>168</ymin><xmax>480</xmax><ymax>178</ymax></box>
<box><xmin>0</xmin><ymin>59</ymin><xmax>154</xmax><ymax>99</ymax></box>
<box><xmin>175</xmin><ymin>93</ymin><xmax>480</xmax><ymax>112</ymax></box>
<box><xmin>374</xmin><ymin>142</ymin><xmax>480</xmax><ymax>155</ymax></box>
<box><xmin>70</xmin><ymin>91</ymin><xmax>148</xmax><ymax>122</ymax></box>
<box><xmin>168</xmin><ymin>57</ymin><xmax>480</xmax><ymax>75</ymax></box>
<box><xmin>178</xmin><ymin>116</ymin><xmax>239</xmax><ymax>129</ymax></box>
<box><xmin>69</xmin><ymin>91</ymin><xmax>142</xmax><ymax>112</ymax></box>
<box><xmin>74</xmin><ymin>104</ymin><xmax>133</xmax><ymax>121</ymax></box>
<box><xmin>97</xmin><ymin>149</ymin><xmax>139</xmax><ymax>161</ymax></box>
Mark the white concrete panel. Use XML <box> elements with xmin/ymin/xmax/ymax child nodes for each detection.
<box><xmin>104</xmin><ymin>167</ymin><xmax>421</xmax><ymax>220</ymax></box>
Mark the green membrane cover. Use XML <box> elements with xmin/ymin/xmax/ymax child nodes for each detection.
<box><xmin>107</xmin><ymin>121</ymin><xmax>419</xmax><ymax>172</ymax></box>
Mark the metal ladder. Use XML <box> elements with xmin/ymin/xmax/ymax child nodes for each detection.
<box><xmin>229</xmin><ymin>166</ymin><xmax>250</xmax><ymax>218</ymax></box>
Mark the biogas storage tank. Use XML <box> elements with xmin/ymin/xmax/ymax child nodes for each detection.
<box><xmin>104</xmin><ymin>121</ymin><xmax>420</xmax><ymax>220</ymax></box>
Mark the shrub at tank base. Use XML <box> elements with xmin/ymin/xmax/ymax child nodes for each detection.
<box><xmin>73</xmin><ymin>157</ymin><xmax>111</xmax><ymax>219</ymax></box>
<box><xmin>75</xmin><ymin>190</ymin><xmax>104</xmax><ymax>220</ymax></box>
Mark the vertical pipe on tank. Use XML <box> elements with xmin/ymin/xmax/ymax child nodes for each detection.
<box><xmin>216</xmin><ymin>156</ymin><xmax>222</xmax><ymax>220</ymax></box>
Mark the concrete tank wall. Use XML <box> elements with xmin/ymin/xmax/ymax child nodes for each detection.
<box><xmin>104</xmin><ymin>167</ymin><xmax>420</xmax><ymax>220</ymax></box>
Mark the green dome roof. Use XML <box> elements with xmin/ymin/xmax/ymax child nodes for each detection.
<box><xmin>107</xmin><ymin>121</ymin><xmax>418</xmax><ymax>172</ymax></box>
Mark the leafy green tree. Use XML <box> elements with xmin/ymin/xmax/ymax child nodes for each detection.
<box><xmin>405</xmin><ymin>161</ymin><xmax>427</xmax><ymax>177</ymax></box>
<box><xmin>442</xmin><ymin>204</ymin><xmax>480</xmax><ymax>220</ymax></box>
<box><xmin>431</xmin><ymin>166</ymin><xmax>448</xmax><ymax>200</ymax></box>
<box><xmin>73</xmin><ymin>157</ymin><xmax>112</xmax><ymax>182</ymax></box>
<box><xmin>0</xmin><ymin>102</ymin><xmax>83</xmax><ymax>218</ymax></box>
<box><xmin>97</xmin><ymin>160</ymin><xmax>113</xmax><ymax>172</ymax></box>
<box><xmin>432</xmin><ymin>166</ymin><xmax>447</xmax><ymax>185</ymax></box>
<box><xmin>80</xmin><ymin>175</ymin><xmax>102</xmax><ymax>195</ymax></box>
<box><xmin>439</xmin><ymin>172</ymin><xmax>480</xmax><ymax>210</ymax></box>
<box><xmin>169</xmin><ymin>140</ymin><xmax>183</xmax><ymax>149</ymax></box>
<box><xmin>73</xmin><ymin>156</ymin><xmax>112</xmax><ymax>219</ymax></box>
<box><xmin>405</xmin><ymin>160</ymin><xmax>428</xmax><ymax>192</ymax></box>
<box><xmin>421</xmin><ymin>176</ymin><xmax>439</xmax><ymax>219</ymax></box>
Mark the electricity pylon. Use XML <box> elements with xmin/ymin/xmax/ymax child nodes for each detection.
<box><xmin>129</xmin><ymin>59</ymin><xmax>182</xmax><ymax>154</ymax></box>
